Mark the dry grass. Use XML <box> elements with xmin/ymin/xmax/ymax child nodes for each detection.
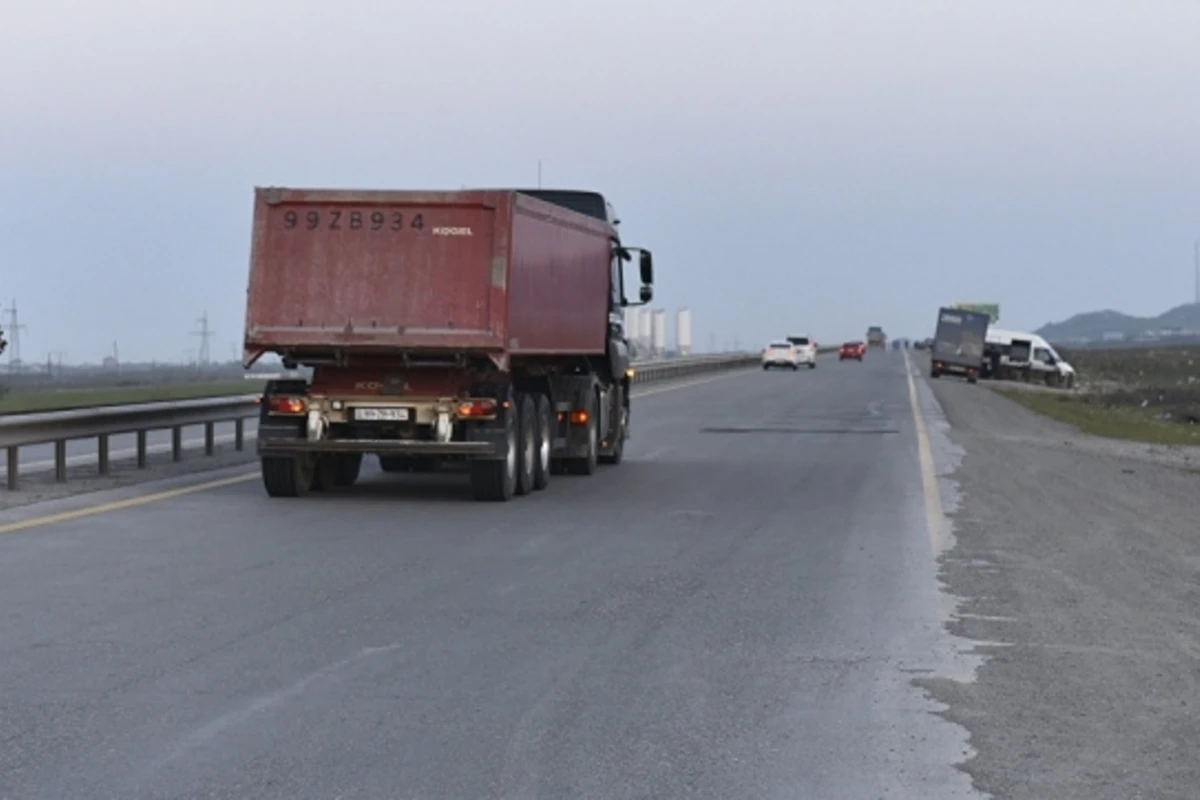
<box><xmin>996</xmin><ymin>344</ymin><xmax>1200</xmax><ymax>445</ymax></box>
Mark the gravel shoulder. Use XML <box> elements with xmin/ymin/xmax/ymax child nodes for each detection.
<box><xmin>919</xmin><ymin>373</ymin><xmax>1200</xmax><ymax>799</ymax></box>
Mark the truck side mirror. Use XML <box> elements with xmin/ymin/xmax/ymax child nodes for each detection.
<box><xmin>639</xmin><ymin>285</ymin><xmax>653</xmax><ymax>303</ymax></box>
<box><xmin>639</xmin><ymin>251</ymin><xmax>653</xmax><ymax>285</ymax></box>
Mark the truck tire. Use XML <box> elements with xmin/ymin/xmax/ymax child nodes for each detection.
<box><xmin>261</xmin><ymin>455</ymin><xmax>315</xmax><ymax>498</ymax></box>
<box><xmin>532</xmin><ymin>394</ymin><xmax>552</xmax><ymax>491</ymax></box>
<box><xmin>808</xmin><ymin>361</ymin><xmax>816</xmax><ymax>369</ymax></box>
<box><xmin>566</xmin><ymin>391</ymin><xmax>599</xmax><ymax>476</ymax></box>
<box><xmin>470</xmin><ymin>401</ymin><xmax>517</xmax><ymax>502</ymax></box>
<box><xmin>514</xmin><ymin>394</ymin><xmax>536</xmax><ymax>496</ymax></box>
<box><xmin>599</xmin><ymin>396</ymin><xmax>627</xmax><ymax>466</ymax></box>
<box><xmin>334</xmin><ymin>453</ymin><xmax>362</xmax><ymax>487</ymax></box>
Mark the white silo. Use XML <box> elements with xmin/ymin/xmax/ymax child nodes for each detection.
<box><xmin>638</xmin><ymin>308</ymin><xmax>653</xmax><ymax>355</ymax></box>
<box><xmin>675</xmin><ymin>308</ymin><xmax>693</xmax><ymax>357</ymax></box>
<box><xmin>624</xmin><ymin>307</ymin><xmax>642</xmax><ymax>357</ymax></box>
<box><xmin>651</xmin><ymin>309</ymin><xmax>667</xmax><ymax>359</ymax></box>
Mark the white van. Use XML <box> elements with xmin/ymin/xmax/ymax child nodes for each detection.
<box><xmin>985</xmin><ymin>327</ymin><xmax>1076</xmax><ymax>388</ymax></box>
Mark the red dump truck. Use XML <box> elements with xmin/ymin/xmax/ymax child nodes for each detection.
<box><xmin>242</xmin><ymin>187</ymin><xmax>654</xmax><ymax>501</ymax></box>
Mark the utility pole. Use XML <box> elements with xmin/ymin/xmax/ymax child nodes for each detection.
<box><xmin>2</xmin><ymin>299</ymin><xmax>26</xmax><ymax>373</ymax></box>
<box><xmin>537</xmin><ymin>160</ymin><xmax>543</xmax><ymax>189</ymax></box>
<box><xmin>191</xmin><ymin>311</ymin><xmax>214</xmax><ymax>367</ymax></box>
<box><xmin>1194</xmin><ymin>240</ymin><xmax>1199</xmax><ymax>305</ymax></box>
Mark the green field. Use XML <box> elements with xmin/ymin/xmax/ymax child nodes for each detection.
<box><xmin>1058</xmin><ymin>344</ymin><xmax>1200</xmax><ymax>387</ymax></box>
<box><xmin>0</xmin><ymin>380</ymin><xmax>267</xmax><ymax>415</ymax></box>
<box><xmin>996</xmin><ymin>388</ymin><xmax>1200</xmax><ymax>446</ymax></box>
<box><xmin>998</xmin><ymin>344</ymin><xmax>1200</xmax><ymax>446</ymax></box>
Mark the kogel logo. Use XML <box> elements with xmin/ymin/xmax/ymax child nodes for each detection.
<box><xmin>432</xmin><ymin>226</ymin><xmax>473</xmax><ymax>236</ymax></box>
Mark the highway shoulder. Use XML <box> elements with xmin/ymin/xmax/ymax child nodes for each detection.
<box><xmin>918</xmin><ymin>360</ymin><xmax>1200</xmax><ymax>799</ymax></box>
<box><xmin>0</xmin><ymin>464</ymin><xmax>258</xmax><ymax>536</ymax></box>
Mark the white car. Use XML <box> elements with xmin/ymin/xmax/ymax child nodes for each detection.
<box><xmin>786</xmin><ymin>335</ymin><xmax>818</xmax><ymax>369</ymax></box>
<box><xmin>762</xmin><ymin>341</ymin><xmax>801</xmax><ymax>370</ymax></box>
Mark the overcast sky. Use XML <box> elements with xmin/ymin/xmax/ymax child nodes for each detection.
<box><xmin>2</xmin><ymin>0</ymin><xmax>1199</xmax><ymax>363</ymax></box>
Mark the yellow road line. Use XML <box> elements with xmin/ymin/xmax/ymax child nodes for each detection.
<box><xmin>0</xmin><ymin>368</ymin><xmax>752</xmax><ymax>535</ymax></box>
<box><xmin>0</xmin><ymin>473</ymin><xmax>259</xmax><ymax>535</ymax></box>
<box><xmin>902</xmin><ymin>349</ymin><xmax>946</xmax><ymax>557</ymax></box>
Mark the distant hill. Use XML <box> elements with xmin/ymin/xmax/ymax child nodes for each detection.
<box><xmin>1036</xmin><ymin>303</ymin><xmax>1200</xmax><ymax>342</ymax></box>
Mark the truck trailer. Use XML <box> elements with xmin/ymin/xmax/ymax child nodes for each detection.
<box><xmin>242</xmin><ymin>187</ymin><xmax>654</xmax><ymax>501</ymax></box>
<box><xmin>930</xmin><ymin>306</ymin><xmax>989</xmax><ymax>383</ymax></box>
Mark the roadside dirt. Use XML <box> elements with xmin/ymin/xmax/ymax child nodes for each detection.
<box><xmin>917</xmin><ymin>377</ymin><xmax>1200</xmax><ymax>799</ymax></box>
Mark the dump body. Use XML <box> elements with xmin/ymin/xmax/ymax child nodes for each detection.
<box><xmin>243</xmin><ymin>188</ymin><xmax>612</xmax><ymax>363</ymax></box>
<box><xmin>930</xmin><ymin>307</ymin><xmax>988</xmax><ymax>381</ymax></box>
<box><xmin>246</xmin><ymin>185</ymin><xmax>654</xmax><ymax>503</ymax></box>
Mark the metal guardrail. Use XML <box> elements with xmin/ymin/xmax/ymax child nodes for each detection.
<box><xmin>0</xmin><ymin>353</ymin><xmax>761</xmax><ymax>490</ymax></box>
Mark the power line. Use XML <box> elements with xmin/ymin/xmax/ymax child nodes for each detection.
<box><xmin>2</xmin><ymin>299</ymin><xmax>27</xmax><ymax>373</ymax></box>
<box><xmin>191</xmin><ymin>311</ymin><xmax>215</xmax><ymax>366</ymax></box>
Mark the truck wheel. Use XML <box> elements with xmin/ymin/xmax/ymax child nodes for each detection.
<box><xmin>334</xmin><ymin>453</ymin><xmax>362</xmax><ymax>487</ymax></box>
<box><xmin>808</xmin><ymin>361</ymin><xmax>816</xmax><ymax>369</ymax></box>
<box><xmin>311</xmin><ymin>455</ymin><xmax>340</xmax><ymax>492</ymax></box>
<box><xmin>470</xmin><ymin>402</ymin><xmax>517</xmax><ymax>501</ymax></box>
<box><xmin>566</xmin><ymin>392</ymin><xmax>599</xmax><ymax>476</ymax></box>
<box><xmin>532</xmin><ymin>394</ymin><xmax>552</xmax><ymax>491</ymax></box>
<box><xmin>261</xmin><ymin>455</ymin><xmax>315</xmax><ymax>498</ymax></box>
<box><xmin>514</xmin><ymin>394</ymin><xmax>536</xmax><ymax>496</ymax></box>
<box><xmin>599</xmin><ymin>401</ymin><xmax>627</xmax><ymax>466</ymax></box>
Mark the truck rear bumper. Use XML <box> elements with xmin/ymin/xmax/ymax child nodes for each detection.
<box><xmin>258</xmin><ymin>437</ymin><xmax>498</xmax><ymax>457</ymax></box>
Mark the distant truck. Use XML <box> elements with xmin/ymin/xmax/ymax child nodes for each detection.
<box><xmin>866</xmin><ymin>326</ymin><xmax>887</xmax><ymax>349</ymax></box>
<box><xmin>242</xmin><ymin>187</ymin><xmax>654</xmax><ymax>501</ymax></box>
<box><xmin>929</xmin><ymin>306</ymin><xmax>989</xmax><ymax>383</ymax></box>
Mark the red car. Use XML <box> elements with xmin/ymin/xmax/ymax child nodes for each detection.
<box><xmin>839</xmin><ymin>341</ymin><xmax>865</xmax><ymax>361</ymax></box>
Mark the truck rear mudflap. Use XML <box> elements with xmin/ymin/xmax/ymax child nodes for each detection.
<box><xmin>257</xmin><ymin>438</ymin><xmax>499</xmax><ymax>457</ymax></box>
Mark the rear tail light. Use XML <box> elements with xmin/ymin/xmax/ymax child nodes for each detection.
<box><xmin>457</xmin><ymin>398</ymin><xmax>498</xmax><ymax>418</ymax></box>
<box><xmin>569</xmin><ymin>409</ymin><xmax>590</xmax><ymax>425</ymax></box>
<box><xmin>267</xmin><ymin>395</ymin><xmax>306</xmax><ymax>414</ymax></box>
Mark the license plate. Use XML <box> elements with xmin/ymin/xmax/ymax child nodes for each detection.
<box><xmin>353</xmin><ymin>407</ymin><xmax>410</xmax><ymax>422</ymax></box>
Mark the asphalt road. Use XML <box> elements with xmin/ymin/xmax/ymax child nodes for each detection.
<box><xmin>0</xmin><ymin>354</ymin><xmax>981</xmax><ymax>799</ymax></box>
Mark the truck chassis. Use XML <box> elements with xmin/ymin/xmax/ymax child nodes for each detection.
<box><xmin>255</xmin><ymin>358</ymin><xmax>632</xmax><ymax>502</ymax></box>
